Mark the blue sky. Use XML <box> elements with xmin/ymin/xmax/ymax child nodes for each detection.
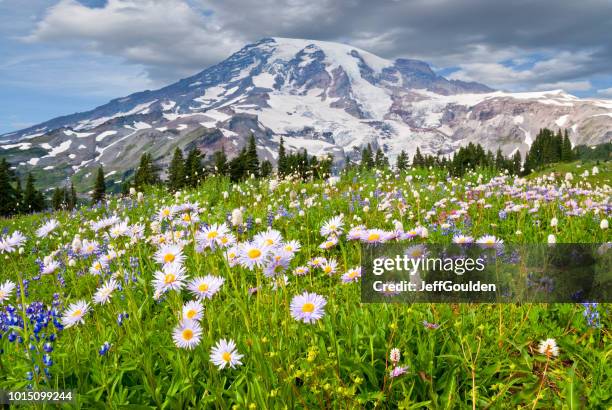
<box><xmin>1</xmin><ymin>0</ymin><xmax>611</xmax><ymax>134</ymax></box>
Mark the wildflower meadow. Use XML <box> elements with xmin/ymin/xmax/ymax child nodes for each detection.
<box><xmin>0</xmin><ymin>164</ymin><xmax>610</xmax><ymax>408</ymax></box>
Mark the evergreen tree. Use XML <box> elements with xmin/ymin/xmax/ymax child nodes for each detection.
<box><xmin>184</xmin><ymin>148</ymin><xmax>204</xmax><ymax>188</ymax></box>
<box><xmin>561</xmin><ymin>130</ymin><xmax>573</xmax><ymax>161</ymax></box>
<box><xmin>278</xmin><ymin>137</ymin><xmax>287</xmax><ymax>176</ymax></box>
<box><xmin>229</xmin><ymin>148</ymin><xmax>247</xmax><ymax>182</ymax></box>
<box><xmin>374</xmin><ymin>148</ymin><xmax>389</xmax><ymax>168</ymax></box>
<box><xmin>134</xmin><ymin>153</ymin><xmax>160</xmax><ymax>189</ymax></box>
<box><xmin>260</xmin><ymin>160</ymin><xmax>273</xmax><ymax>177</ymax></box>
<box><xmin>512</xmin><ymin>151</ymin><xmax>522</xmax><ymax>175</ymax></box>
<box><xmin>68</xmin><ymin>181</ymin><xmax>77</xmax><ymax>210</ymax></box>
<box><xmin>14</xmin><ymin>177</ymin><xmax>23</xmax><ymax>214</ymax></box>
<box><xmin>212</xmin><ymin>147</ymin><xmax>229</xmax><ymax>176</ymax></box>
<box><xmin>495</xmin><ymin>148</ymin><xmax>505</xmax><ymax>170</ymax></box>
<box><xmin>52</xmin><ymin>187</ymin><xmax>64</xmax><ymax>210</ymax></box>
<box><xmin>167</xmin><ymin>148</ymin><xmax>185</xmax><ymax>191</ymax></box>
<box><xmin>0</xmin><ymin>159</ymin><xmax>16</xmax><ymax>216</ymax></box>
<box><xmin>23</xmin><ymin>172</ymin><xmax>45</xmax><ymax>212</ymax></box>
<box><xmin>361</xmin><ymin>144</ymin><xmax>374</xmax><ymax>169</ymax></box>
<box><xmin>412</xmin><ymin>147</ymin><xmax>424</xmax><ymax>168</ymax></box>
<box><xmin>92</xmin><ymin>166</ymin><xmax>106</xmax><ymax>204</ymax></box>
<box><xmin>245</xmin><ymin>134</ymin><xmax>259</xmax><ymax>177</ymax></box>
<box><xmin>396</xmin><ymin>150</ymin><xmax>408</xmax><ymax>171</ymax></box>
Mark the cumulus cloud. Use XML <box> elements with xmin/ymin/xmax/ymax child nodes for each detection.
<box><xmin>19</xmin><ymin>0</ymin><xmax>612</xmax><ymax>93</ymax></box>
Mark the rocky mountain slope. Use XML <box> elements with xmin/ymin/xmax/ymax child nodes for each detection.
<box><xmin>1</xmin><ymin>37</ymin><xmax>611</xmax><ymax>188</ymax></box>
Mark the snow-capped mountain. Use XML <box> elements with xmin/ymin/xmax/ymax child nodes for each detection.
<box><xmin>1</xmin><ymin>37</ymin><xmax>611</xmax><ymax>187</ymax></box>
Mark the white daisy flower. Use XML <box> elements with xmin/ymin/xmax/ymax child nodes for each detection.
<box><xmin>210</xmin><ymin>339</ymin><xmax>244</xmax><ymax>370</ymax></box>
<box><xmin>61</xmin><ymin>300</ymin><xmax>90</xmax><ymax>328</ymax></box>
<box><xmin>173</xmin><ymin>320</ymin><xmax>202</xmax><ymax>349</ymax></box>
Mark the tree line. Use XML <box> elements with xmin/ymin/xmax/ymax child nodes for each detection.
<box><xmin>0</xmin><ymin>127</ymin><xmax>600</xmax><ymax>217</ymax></box>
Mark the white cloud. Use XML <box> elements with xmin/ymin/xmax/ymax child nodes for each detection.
<box><xmin>448</xmin><ymin>50</ymin><xmax>596</xmax><ymax>92</ymax></box>
<box><xmin>24</xmin><ymin>0</ymin><xmax>245</xmax><ymax>81</ymax></box>
<box><xmin>536</xmin><ymin>81</ymin><xmax>592</xmax><ymax>92</ymax></box>
<box><xmin>597</xmin><ymin>87</ymin><xmax>612</xmax><ymax>97</ymax></box>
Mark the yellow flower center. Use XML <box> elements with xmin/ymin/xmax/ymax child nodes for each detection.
<box><xmin>164</xmin><ymin>253</ymin><xmax>175</xmax><ymax>263</ymax></box>
<box><xmin>72</xmin><ymin>309</ymin><xmax>82</xmax><ymax>317</ymax></box>
<box><xmin>324</xmin><ymin>266</ymin><xmax>332</xmax><ymax>273</ymax></box>
<box><xmin>94</xmin><ymin>262</ymin><xmax>101</xmax><ymax>270</ymax></box>
<box><xmin>198</xmin><ymin>283</ymin><xmax>209</xmax><ymax>292</ymax></box>
<box><xmin>349</xmin><ymin>271</ymin><xmax>358</xmax><ymax>278</ymax></box>
<box><xmin>248</xmin><ymin>249</ymin><xmax>262</xmax><ymax>259</ymax></box>
<box><xmin>302</xmin><ymin>302</ymin><xmax>315</xmax><ymax>313</ymax></box>
<box><xmin>186</xmin><ymin>310</ymin><xmax>197</xmax><ymax>319</ymax></box>
<box><xmin>221</xmin><ymin>237</ymin><xmax>228</xmax><ymax>244</ymax></box>
<box><xmin>163</xmin><ymin>209</ymin><xmax>170</xmax><ymax>216</ymax></box>
<box><xmin>222</xmin><ymin>352</ymin><xmax>232</xmax><ymax>362</ymax></box>
<box><xmin>182</xmin><ymin>329</ymin><xmax>193</xmax><ymax>340</ymax></box>
<box><xmin>207</xmin><ymin>231</ymin><xmax>218</xmax><ymax>239</ymax></box>
<box><xmin>264</xmin><ymin>239</ymin><xmax>274</xmax><ymax>246</ymax></box>
<box><xmin>183</xmin><ymin>214</ymin><xmax>191</xmax><ymax>222</ymax></box>
<box><xmin>368</xmin><ymin>233</ymin><xmax>380</xmax><ymax>241</ymax></box>
<box><xmin>164</xmin><ymin>274</ymin><xmax>176</xmax><ymax>284</ymax></box>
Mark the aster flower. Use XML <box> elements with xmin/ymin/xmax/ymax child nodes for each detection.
<box><xmin>154</xmin><ymin>244</ymin><xmax>185</xmax><ymax>266</ymax></box>
<box><xmin>341</xmin><ymin>267</ymin><xmax>361</xmax><ymax>283</ymax></box>
<box><xmin>320</xmin><ymin>215</ymin><xmax>344</xmax><ymax>237</ymax></box>
<box><xmin>93</xmin><ymin>279</ymin><xmax>119</xmax><ymax>305</ymax></box>
<box><xmin>41</xmin><ymin>259</ymin><xmax>61</xmax><ymax>275</ymax></box>
<box><xmin>361</xmin><ymin>229</ymin><xmax>388</xmax><ymax>244</ymax></box>
<box><xmin>290</xmin><ymin>292</ymin><xmax>327</xmax><ymax>324</ymax></box>
<box><xmin>210</xmin><ymin>339</ymin><xmax>244</xmax><ymax>370</ymax></box>
<box><xmin>537</xmin><ymin>338</ymin><xmax>559</xmax><ymax>357</ymax></box>
<box><xmin>452</xmin><ymin>234</ymin><xmax>474</xmax><ymax>244</ymax></box>
<box><xmin>239</xmin><ymin>241</ymin><xmax>269</xmax><ymax>269</ymax></box>
<box><xmin>321</xmin><ymin>259</ymin><xmax>338</xmax><ymax>275</ymax></box>
<box><xmin>61</xmin><ymin>300</ymin><xmax>91</xmax><ymax>328</ymax></box>
<box><xmin>153</xmin><ymin>262</ymin><xmax>187</xmax><ymax>293</ymax></box>
<box><xmin>89</xmin><ymin>259</ymin><xmax>108</xmax><ymax>276</ymax></box>
<box><xmin>0</xmin><ymin>280</ymin><xmax>16</xmax><ymax>304</ymax></box>
<box><xmin>319</xmin><ymin>236</ymin><xmax>338</xmax><ymax>250</ymax></box>
<box><xmin>36</xmin><ymin>219</ymin><xmax>59</xmax><ymax>238</ymax></box>
<box><xmin>173</xmin><ymin>320</ymin><xmax>202</xmax><ymax>349</ymax></box>
<box><xmin>293</xmin><ymin>266</ymin><xmax>310</xmax><ymax>276</ymax></box>
<box><xmin>182</xmin><ymin>300</ymin><xmax>204</xmax><ymax>322</ymax></box>
<box><xmin>254</xmin><ymin>228</ymin><xmax>283</xmax><ymax>248</ymax></box>
<box><xmin>282</xmin><ymin>240</ymin><xmax>301</xmax><ymax>254</ymax></box>
<box><xmin>188</xmin><ymin>275</ymin><xmax>225</xmax><ymax>300</ymax></box>
<box><xmin>476</xmin><ymin>235</ymin><xmax>504</xmax><ymax>248</ymax></box>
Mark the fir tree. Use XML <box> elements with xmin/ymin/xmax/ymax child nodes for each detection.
<box><xmin>68</xmin><ymin>181</ymin><xmax>77</xmax><ymax>210</ymax></box>
<box><xmin>396</xmin><ymin>150</ymin><xmax>408</xmax><ymax>171</ymax></box>
<box><xmin>245</xmin><ymin>134</ymin><xmax>259</xmax><ymax>177</ymax></box>
<box><xmin>278</xmin><ymin>137</ymin><xmax>287</xmax><ymax>176</ymax></box>
<box><xmin>561</xmin><ymin>130</ymin><xmax>573</xmax><ymax>161</ymax></box>
<box><xmin>229</xmin><ymin>148</ymin><xmax>247</xmax><ymax>182</ymax></box>
<box><xmin>167</xmin><ymin>148</ymin><xmax>185</xmax><ymax>191</ymax></box>
<box><xmin>212</xmin><ymin>147</ymin><xmax>229</xmax><ymax>176</ymax></box>
<box><xmin>134</xmin><ymin>153</ymin><xmax>160</xmax><ymax>189</ymax></box>
<box><xmin>0</xmin><ymin>158</ymin><xmax>16</xmax><ymax>216</ymax></box>
<box><xmin>260</xmin><ymin>160</ymin><xmax>273</xmax><ymax>177</ymax></box>
<box><xmin>92</xmin><ymin>166</ymin><xmax>106</xmax><ymax>204</ymax></box>
<box><xmin>412</xmin><ymin>147</ymin><xmax>424</xmax><ymax>168</ymax></box>
<box><xmin>374</xmin><ymin>148</ymin><xmax>389</xmax><ymax>168</ymax></box>
<box><xmin>512</xmin><ymin>151</ymin><xmax>522</xmax><ymax>175</ymax></box>
<box><xmin>184</xmin><ymin>148</ymin><xmax>204</xmax><ymax>188</ymax></box>
<box><xmin>361</xmin><ymin>144</ymin><xmax>374</xmax><ymax>169</ymax></box>
<box><xmin>23</xmin><ymin>172</ymin><xmax>45</xmax><ymax>212</ymax></box>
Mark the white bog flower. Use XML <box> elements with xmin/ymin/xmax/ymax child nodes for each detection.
<box><xmin>547</xmin><ymin>234</ymin><xmax>556</xmax><ymax>244</ymax></box>
<box><xmin>550</xmin><ymin>217</ymin><xmax>558</xmax><ymax>227</ymax></box>
<box><xmin>231</xmin><ymin>208</ymin><xmax>243</xmax><ymax>226</ymax></box>
<box><xmin>601</xmin><ymin>219</ymin><xmax>609</xmax><ymax>230</ymax></box>
<box><xmin>537</xmin><ymin>338</ymin><xmax>559</xmax><ymax>357</ymax></box>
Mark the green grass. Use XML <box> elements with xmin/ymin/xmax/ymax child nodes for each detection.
<box><xmin>0</xmin><ymin>165</ymin><xmax>610</xmax><ymax>409</ymax></box>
